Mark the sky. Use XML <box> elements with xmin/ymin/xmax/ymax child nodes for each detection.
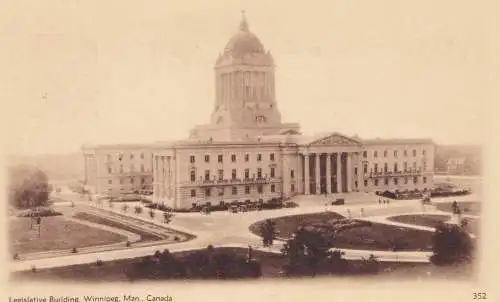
<box><xmin>1</xmin><ymin>0</ymin><xmax>494</xmax><ymax>156</ymax></box>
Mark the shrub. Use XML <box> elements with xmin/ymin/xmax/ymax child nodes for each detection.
<box><xmin>17</xmin><ymin>208</ymin><xmax>62</xmax><ymax>218</ymax></box>
<box><xmin>72</xmin><ymin>247</ymin><xmax>78</xmax><ymax>253</ymax></box>
<box><xmin>96</xmin><ymin>259</ymin><xmax>104</xmax><ymax>266</ymax></box>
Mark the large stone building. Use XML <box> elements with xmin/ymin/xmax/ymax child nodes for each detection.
<box><xmin>82</xmin><ymin>15</ymin><xmax>435</xmax><ymax>209</ymax></box>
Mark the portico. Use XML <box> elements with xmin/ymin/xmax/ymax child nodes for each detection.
<box><xmin>298</xmin><ymin>133</ymin><xmax>363</xmax><ymax>196</ymax></box>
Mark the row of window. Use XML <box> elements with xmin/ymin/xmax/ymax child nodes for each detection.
<box><xmin>190</xmin><ymin>153</ymin><xmax>275</xmax><ymax>164</ymax></box>
<box><xmin>362</xmin><ymin>162</ymin><xmax>425</xmax><ymax>174</ymax></box>
<box><xmin>190</xmin><ymin>183</ymin><xmax>288</xmax><ymax>197</ymax></box>
<box><xmin>190</xmin><ymin>168</ymin><xmax>295</xmax><ymax>181</ymax></box>
<box><xmin>363</xmin><ymin>149</ymin><xmax>426</xmax><ymax>159</ymax></box>
<box><xmin>360</xmin><ymin>176</ymin><xmax>427</xmax><ymax>187</ymax></box>
<box><xmin>108</xmin><ymin>164</ymin><xmax>147</xmax><ymax>174</ymax></box>
<box><xmin>107</xmin><ymin>153</ymin><xmax>148</xmax><ymax>161</ymax></box>
<box><xmin>108</xmin><ymin>177</ymin><xmax>147</xmax><ymax>185</ymax></box>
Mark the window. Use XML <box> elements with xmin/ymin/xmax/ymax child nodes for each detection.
<box><xmin>257</xmin><ymin>185</ymin><xmax>263</xmax><ymax>193</ymax></box>
<box><xmin>140</xmin><ymin>164</ymin><xmax>145</xmax><ymax>172</ymax></box>
<box><xmin>218</xmin><ymin>154</ymin><xmax>223</xmax><ymax>163</ymax></box>
<box><xmin>120</xmin><ymin>165</ymin><xmax>124</xmax><ymax>173</ymax></box>
<box><xmin>232</xmin><ymin>169</ymin><xmax>237</xmax><ymax>180</ymax></box>
<box><xmin>374</xmin><ymin>179</ymin><xmax>379</xmax><ymax>186</ymax></box>
<box><xmin>257</xmin><ymin>154</ymin><xmax>262</xmax><ymax>161</ymax></box>
<box><xmin>219</xmin><ymin>188</ymin><xmax>224</xmax><ymax>196</ymax></box>
<box><xmin>364</xmin><ymin>180</ymin><xmax>368</xmax><ymax>186</ymax></box>
<box><xmin>363</xmin><ymin>151</ymin><xmax>367</xmax><ymax>158</ymax></box>
<box><xmin>107</xmin><ymin>154</ymin><xmax>112</xmax><ymax>162</ymax></box>
<box><xmin>191</xmin><ymin>189</ymin><xmax>196</xmax><ymax>197</ymax></box>
<box><xmin>291</xmin><ymin>184</ymin><xmax>295</xmax><ymax>192</ymax></box>
<box><xmin>218</xmin><ymin>169</ymin><xmax>224</xmax><ymax>181</ymax></box>
<box><xmin>120</xmin><ymin>178</ymin><xmax>124</xmax><ymax>185</ymax></box>
<box><xmin>231</xmin><ymin>154</ymin><xmax>236</xmax><ymax>162</ymax></box>
<box><xmin>270</xmin><ymin>153</ymin><xmax>275</xmax><ymax>161</ymax></box>
<box><xmin>270</xmin><ymin>168</ymin><xmax>275</xmax><ymax>178</ymax></box>
<box><xmin>374</xmin><ymin>151</ymin><xmax>378</xmax><ymax>158</ymax></box>
<box><xmin>384</xmin><ymin>178</ymin><xmax>389</xmax><ymax>185</ymax></box>
<box><xmin>257</xmin><ymin>168</ymin><xmax>262</xmax><ymax>178</ymax></box>
<box><xmin>290</xmin><ymin>169</ymin><xmax>295</xmax><ymax>179</ymax></box>
<box><xmin>374</xmin><ymin>164</ymin><xmax>378</xmax><ymax>173</ymax></box>
<box><xmin>363</xmin><ymin>164</ymin><xmax>368</xmax><ymax>174</ymax></box>
<box><xmin>245</xmin><ymin>186</ymin><xmax>250</xmax><ymax>194</ymax></box>
<box><xmin>204</xmin><ymin>170</ymin><xmax>210</xmax><ymax>181</ymax></box>
<box><xmin>130</xmin><ymin>178</ymin><xmax>134</xmax><ymax>184</ymax></box>
<box><xmin>271</xmin><ymin>184</ymin><xmax>276</xmax><ymax>193</ymax></box>
<box><xmin>404</xmin><ymin>162</ymin><xmax>408</xmax><ymax>171</ymax></box>
<box><xmin>354</xmin><ymin>167</ymin><xmax>358</xmax><ymax>175</ymax></box>
<box><xmin>404</xmin><ymin>150</ymin><xmax>408</xmax><ymax>157</ymax></box>
<box><xmin>232</xmin><ymin>186</ymin><xmax>237</xmax><ymax>195</ymax></box>
<box><xmin>384</xmin><ymin>163</ymin><xmax>388</xmax><ymax>173</ymax></box>
<box><xmin>394</xmin><ymin>163</ymin><xmax>398</xmax><ymax>172</ymax></box>
<box><xmin>190</xmin><ymin>171</ymin><xmax>196</xmax><ymax>182</ymax></box>
<box><xmin>423</xmin><ymin>177</ymin><xmax>427</xmax><ymax>184</ymax></box>
<box><xmin>413</xmin><ymin>149</ymin><xmax>417</xmax><ymax>157</ymax></box>
<box><xmin>422</xmin><ymin>150</ymin><xmax>426</xmax><ymax>156</ymax></box>
<box><xmin>141</xmin><ymin>177</ymin><xmax>145</xmax><ymax>184</ymax></box>
<box><xmin>413</xmin><ymin>176</ymin><xmax>418</xmax><ymax>184</ymax></box>
<box><xmin>394</xmin><ymin>178</ymin><xmax>398</xmax><ymax>185</ymax></box>
<box><xmin>108</xmin><ymin>167</ymin><xmax>112</xmax><ymax>174</ymax></box>
<box><xmin>413</xmin><ymin>162</ymin><xmax>417</xmax><ymax>169</ymax></box>
<box><xmin>140</xmin><ymin>153</ymin><xmax>144</xmax><ymax>159</ymax></box>
<box><xmin>394</xmin><ymin>150</ymin><xmax>398</xmax><ymax>158</ymax></box>
<box><xmin>245</xmin><ymin>154</ymin><xmax>249</xmax><ymax>162</ymax></box>
<box><xmin>190</xmin><ymin>155</ymin><xmax>195</xmax><ymax>163</ymax></box>
<box><xmin>205</xmin><ymin>188</ymin><xmax>211</xmax><ymax>197</ymax></box>
<box><xmin>108</xmin><ymin>179</ymin><xmax>112</xmax><ymax>184</ymax></box>
<box><xmin>245</xmin><ymin>169</ymin><xmax>250</xmax><ymax>179</ymax></box>
<box><xmin>205</xmin><ymin>155</ymin><xmax>210</xmax><ymax>163</ymax></box>
<box><xmin>355</xmin><ymin>181</ymin><xmax>358</xmax><ymax>188</ymax></box>
<box><xmin>405</xmin><ymin>177</ymin><xmax>408</xmax><ymax>184</ymax></box>
<box><xmin>384</xmin><ymin>150</ymin><xmax>388</xmax><ymax>157</ymax></box>
<box><xmin>130</xmin><ymin>154</ymin><xmax>134</xmax><ymax>160</ymax></box>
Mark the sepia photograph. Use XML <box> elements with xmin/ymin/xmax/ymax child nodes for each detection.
<box><xmin>2</xmin><ymin>0</ymin><xmax>497</xmax><ymax>301</ymax></box>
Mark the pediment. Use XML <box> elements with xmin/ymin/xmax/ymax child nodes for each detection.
<box><xmin>309</xmin><ymin>133</ymin><xmax>362</xmax><ymax>146</ymax></box>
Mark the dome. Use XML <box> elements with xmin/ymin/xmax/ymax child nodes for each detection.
<box><xmin>223</xmin><ymin>14</ymin><xmax>265</xmax><ymax>57</ymax></box>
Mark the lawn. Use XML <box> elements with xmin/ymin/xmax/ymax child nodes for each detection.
<box><xmin>73</xmin><ymin>212</ymin><xmax>163</xmax><ymax>242</ymax></box>
<box><xmin>11</xmin><ymin>247</ymin><xmax>451</xmax><ymax>282</ymax></box>
<box><xmin>9</xmin><ymin>216</ymin><xmax>127</xmax><ymax>255</ymax></box>
<box><xmin>249</xmin><ymin>212</ymin><xmax>345</xmax><ymax>240</ymax></box>
<box><xmin>387</xmin><ymin>214</ymin><xmax>451</xmax><ymax>228</ymax></box>
<box><xmin>250</xmin><ymin>212</ymin><xmax>436</xmax><ymax>251</ymax></box>
<box><xmin>435</xmin><ymin>201</ymin><xmax>481</xmax><ymax>215</ymax></box>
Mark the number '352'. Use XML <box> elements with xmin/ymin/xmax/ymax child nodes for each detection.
<box><xmin>473</xmin><ymin>292</ymin><xmax>487</xmax><ymax>300</ymax></box>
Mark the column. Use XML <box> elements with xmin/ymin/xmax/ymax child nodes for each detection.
<box><xmin>315</xmin><ymin>154</ymin><xmax>321</xmax><ymax>194</ymax></box>
<box><xmin>347</xmin><ymin>153</ymin><xmax>352</xmax><ymax>192</ymax></box>
<box><xmin>336</xmin><ymin>153</ymin><xmax>341</xmax><ymax>193</ymax></box>
<box><xmin>304</xmin><ymin>153</ymin><xmax>310</xmax><ymax>195</ymax></box>
<box><xmin>357</xmin><ymin>154</ymin><xmax>364</xmax><ymax>192</ymax></box>
<box><xmin>326</xmin><ymin>153</ymin><xmax>332</xmax><ymax>194</ymax></box>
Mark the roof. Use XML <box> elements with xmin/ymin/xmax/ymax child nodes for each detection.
<box><xmin>361</xmin><ymin>138</ymin><xmax>434</xmax><ymax>146</ymax></box>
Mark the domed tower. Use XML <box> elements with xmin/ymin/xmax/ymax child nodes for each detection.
<box><xmin>189</xmin><ymin>12</ymin><xmax>300</xmax><ymax>141</ymax></box>
<box><xmin>211</xmin><ymin>12</ymin><xmax>282</xmax><ymax>128</ymax></box>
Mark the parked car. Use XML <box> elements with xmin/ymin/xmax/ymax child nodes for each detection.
<box><xmin>331</xmin><ymin>198</ymin><xmax>345</xmax><ymax>205</ymax></box>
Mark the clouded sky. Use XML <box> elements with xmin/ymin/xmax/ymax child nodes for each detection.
<box><xmin>2</xmin><ymin>0</ymin><xmax>493</xmax><ymax>156</ymax></box>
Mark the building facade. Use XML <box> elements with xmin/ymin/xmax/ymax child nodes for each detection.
<box><xmin>82</xmin><ymin>15</ymin><xmax>435</xmax><ymax>209</ymax></box>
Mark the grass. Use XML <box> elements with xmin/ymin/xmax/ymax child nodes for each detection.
<box><xmin>9</xmin><ymin>216</ymin><xmax>127</xmax><ymax>254</ymax></box>
<box><xmin>11</xmin><ymin>247</ymin><xmax>446</xmax><ymax>282</ymax></box>
<box><xmin>250</xmin><ymin>212</ymin><xmax>435</xmax><ymax>251</ymax></box>
<box><xmin>435</xmin><ymin>201</ymin><xmax>481</xmax><ymax>215</ymax></box>
<box><xmin>249</xmin><ymin>212</ymin><xmax>345</xmax><ymax>240</ymax></box>
<box><xmin>387</xmin><ymin>214</ymin><xmax>451</xmax><ymax>228</ymax></box>
<box><xmin>73</xmin><ymin>212</ymin><xmax>163</xmax><ymax>242</ymax></box>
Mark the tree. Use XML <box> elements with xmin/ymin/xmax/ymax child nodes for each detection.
<box><xmin>260</xmin><ymin>219</ymin><xmax>277</xmax><ymax>247</ymax></box>
<box><xmin>134</xmin><ymin>206</ymin><xmax>143</xmax><ymax>215</ymax></box>
<box><xmin>281</xmin><ymin>227</ymin><xmax>332</xmax><ymax>276</ymax></box>
<box><xmin>430</xmin><ymin>222</ymin><xmax>474</xmax><ymax>265</ymax></box>
<box><xmin>9</xmin><ymin>166</ymin><xmax>51</xmax><ymax>209</ymax></box>
<box><xmin>163</xmin><ymin>212</ymin><xmax>173</xmax><ymax>224</ymax></box>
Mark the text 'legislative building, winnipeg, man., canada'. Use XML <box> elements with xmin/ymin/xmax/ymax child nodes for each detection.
<box><xmin>82</xmin><ymin>14</ymin><xmax>435</xmax><ymax>209</ymax></box>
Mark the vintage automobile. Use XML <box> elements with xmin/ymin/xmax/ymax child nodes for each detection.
<box><xmin>331</xmin><ymin>198</ymin><xmax>345</xmax><ymax>205</ymax></box>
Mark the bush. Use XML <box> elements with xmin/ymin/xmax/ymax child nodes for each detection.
<box><xmin>9</xmin><ymin>166</ymin><xmax>51</xmax><ymax>209</ymax></box>
<box><xmin>96</xmin><ymin>259</ymin><xmax>104</xmax><ymax>266</ymax></box>
<box><xmin>17</xmin><ymin>208</ymin><xmax>62</xmax><ymax>218</ymax></box>
<box><xmin>72</xmin><ymin>247</ymin><xmax>78</xmax><ymax>253</ymax></box>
